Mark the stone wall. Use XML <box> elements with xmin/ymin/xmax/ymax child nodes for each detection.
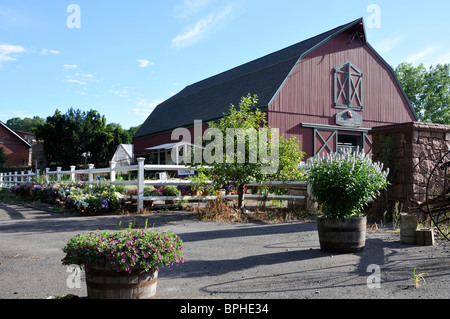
<box><xmin>369</xmin><ymin>121</ymin><xmax>450</xmax><ymax>219</ymax></box>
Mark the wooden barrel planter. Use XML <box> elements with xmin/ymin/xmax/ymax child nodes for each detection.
<box><xmin>85</xmin><ymin>263</ymin><xmax>158</xmax><ymax>299</ymax></box>
<box><xmin>317</xmin><ymin>216</ymin><xmax>367</xmax><ymax>253</ymax></box>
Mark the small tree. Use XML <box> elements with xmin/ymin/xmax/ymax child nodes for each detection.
<box><xmin>193</xmin><ymin>94</ymin><xmax>305</xmax><ymax>212</ymax></box>
<box><xmin>0</xmin><ymin>147</ymin><xmax>7</xmax><ymax>170</ymax></box>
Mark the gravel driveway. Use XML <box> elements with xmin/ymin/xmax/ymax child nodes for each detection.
<box><xmin>1</xmin><ymin>202</ymin><xmax>449</xmax><ymax>301</ymax></box>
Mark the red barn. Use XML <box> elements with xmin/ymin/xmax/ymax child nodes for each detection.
<box><xmin>0</xmin><ymin>121</ymin><xmax>32</xmax><ymax>167</ymax></box>
<box><xmin>133</xmin><ymin>18</ymin><xmax>417</xmax><ymax>162</ymax></box>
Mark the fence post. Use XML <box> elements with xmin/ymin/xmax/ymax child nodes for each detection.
<box><xmin>57</xmin><ymin>167</ymin><xmax>62</xmax><ymax>182</ymax></box>
<box><xmin>109</xmin><ymin>161</ymin><xmax>116</xmax><ymax>184</ymax></box>
<box><xmin>13</xmin><ymin>171</ymin><xmax>18</xmax><ymax>187</ymax></box>
<box><xmin>137</xmin><ymin>158</ymin><xmax>145</xmax><ymax>213</ymax></box>
<box><xmin>70</xmin><ymin>166</ymin><xmax>76</xmax><ymax>183</ymax></box>
<box><xmin>88</xmin><ymin>164</ymin><xmax>95</xmax><ymax>184</ymax></box>
<box><xmin>20</xmin><ymin>171</ymin><xmax>25</xmax><ymax>184</ymax></box>
<box><xmin>45</xmin><ymin>168</ymin><xmax>50</xmax><ymax>183</ymax></box>
<box><xmin>27</xmin><ymin>170</ymin><xmax>32</xmax><ymax>183</ymax></box>
<box><xmin>0</xmin><ymin>172</ymin><xmax>3</xmax><ymax>188</ymax></box>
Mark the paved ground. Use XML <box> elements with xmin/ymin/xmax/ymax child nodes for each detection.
<box><xmin>1</xmin><ymin>202</ymin><xmax>450</xmax><ymax>301</ymax></box>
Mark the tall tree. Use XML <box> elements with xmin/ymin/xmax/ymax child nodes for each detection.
<box><xmin>395</xmin><ymin>63</ymin><xmax>450</xmax><ymax>124</ymax></box>
<box><xmin>34</xmin><ymin>108</ymin><xmax>129</xmax><ymax>168</ymax></box>
<box><xmin>191</xmin><ymin>94</ymin><xmax>305</xmax><ymax>211</ymax></box>
<box><xmin>6</xmin><ymin>116</ymin><xmax>45</xmax><ymax>133</ymax></box>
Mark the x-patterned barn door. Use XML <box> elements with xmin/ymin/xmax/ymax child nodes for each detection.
<box><xmin>334</xmin><ymin>62</ymin><xmax>363</xmax><ymax>110</ymax></box>
<box><xmin>314</xmin><ymin>129</ymin><xmax>337</xmax><ymax>157</ymax></box>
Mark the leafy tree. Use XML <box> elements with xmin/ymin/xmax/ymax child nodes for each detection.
<box><xmin>34</xmin><ymin>108</ymin><xmax>130</xmax><ymax>169</ymax></box>
<box><xmin>192</xmin><ymin>94</ymin><xmax>305</xmax><ymax>212</ymax></box>
<box><xmin>0</xmin><ymin>147</ymin><xmax>7</xmax><ymax>170</ymax></box>
<box><xmin>6</xmin><ymin>116</ymin><xmax>45</xmax><ymax>133</ymax></box>
<box><xmin>395</xmin><ymin>63</ymin><xmax>450</xmax><ymax>124</ymax></box>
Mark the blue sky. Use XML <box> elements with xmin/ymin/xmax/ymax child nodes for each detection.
<box><xmin>1</xmin><ymin>0</ymin><xmax>449</xmax><ymax>130</ymax></box>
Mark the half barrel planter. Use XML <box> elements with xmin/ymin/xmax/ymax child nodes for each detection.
<box><xmin>317</xmin><ymin>216</ymin><xmax>367</xmax><ymax>253</ymax></box>
<box><xmin>85</xmin><ymin>263</ymin><xmax>158</xmax><ymax>299</ymax></box>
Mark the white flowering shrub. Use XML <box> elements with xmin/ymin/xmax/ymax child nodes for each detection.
<box><xmin>307</xmin><ymin>150</ymin><xmax>389</xmax><ymax>219</ymax></box>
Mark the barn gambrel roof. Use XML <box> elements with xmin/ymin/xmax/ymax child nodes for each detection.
<box><xmin>134</xmin><ymin>17</ymin><xmax>413</xmax><ymax>140</ymax></box>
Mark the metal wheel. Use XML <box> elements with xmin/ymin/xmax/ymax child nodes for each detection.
<box><xmin>425</xmin><ymin>151</ymin><xmax>450</xmax><ymax>240</ymax></box>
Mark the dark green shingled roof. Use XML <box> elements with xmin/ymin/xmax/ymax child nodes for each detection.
<box><xmin>134</xmin><ymin>18</ymin><xmax>364</xmax><ymax>139</ymax></box>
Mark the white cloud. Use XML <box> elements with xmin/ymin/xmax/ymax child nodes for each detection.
<box><xmin>174</xmin><ymin>0</ymin><xmax>211</xmax><ymax>20</ymax></box>
<box><xmin>63</xmin><ymin>64</ymin><xmax>78</xmax><ymax>69</ymax></box>
<box><xmin>64</xmin><ymin>79</ymin><xmax>87</xmax><ymax>85</ymax></box>
<box><xmin>40</xmin><ymin>49</ymin><xmax>60</xmax><ymax>55</ymax></box>
<box><xmin>172</xmin><ymin>14</ymin><xmax>215</xmax><ymax>49</ymax></box>
<box><xmin>137</xmin><ymin>59</ymin><xmax>154</xmax><ymax>68</ymax></box>
<box><xmin>406</xmin><ymin>46</ymin><xmax>441</xmax><ymax>64</ymax></box>
<box><xmin>133</xmin><ymin>97</ymin><xmax>162</xmax><ymax>116</ymax></box>
<box><xmin>0</xmin><ymin>43</ymin><xmax>26</xmax><ymax>64</ymax></box>
<box><xmin>374</xmin><ymin>36</ymin><xmax>404</xmax><ymax>55</ymax></box>
<box><xmin>172</xmin><ymin>4</ymin><xmax>233</xmax><ymax>49</ymax></box>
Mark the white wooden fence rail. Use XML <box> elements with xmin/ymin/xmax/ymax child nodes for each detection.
<box><xmin>0</xmin><ymin>157</ymin><xmax>307</xmax><ymax>212</ymax></box>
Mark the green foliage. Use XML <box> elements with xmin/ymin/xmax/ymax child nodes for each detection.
<box><xmin>61</xmin><ymin>229</ymin><xmax>185</xmax><ymax>273</ymax></box>
<box><xmin>0</xmin><ymin>147</ymin><xmax>7</xmax><ymax>170</ymax></box>
<box><xmin>33</xmin><ymin>108</ymin><xmax>131</xmax><ymax>168</ymax></box>
<box><xmin>192</xmin><ymin>94</ymin><xmax>305</xmax><ymax>210</ymax></box>
<box><xmin>395</xmin><ymin>62</ymin><xmax>450</xmax><ymax>124</ymax></box>
<box><xmin>6</xmin><ymin>116</ymin><xmax>45</xmax><ymax>133</ymax></box>
<box><xmin>307</xmin><ymin>150</ymin><xmax>389</xmax><ymax>219</ymax></box>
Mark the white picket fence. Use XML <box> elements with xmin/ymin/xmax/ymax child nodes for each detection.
<box><xmin>0</xmin><ymin>158</ymin><xmax>307</xmax><ymax>212</ymax></box>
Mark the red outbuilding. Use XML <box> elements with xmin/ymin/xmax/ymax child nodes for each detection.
<box><xmin>0</xmin><ymin>121</ymin><xmax>32</xmax><ymax>167</ymax></box>
<box><xmin>133</xmin><ymin>18</ymin><xmax>417</xmax><ymax>162</ymax></box>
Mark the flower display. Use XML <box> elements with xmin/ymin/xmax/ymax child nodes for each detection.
<box><xmin>61</xmin><ymin>229</ymin><xmax>186</xmax><ymax>273</ymax></box>
<box><xmin>10</xmin><ymin>182</ymin><xmax>121</xmax><ymax>215</ymax></box>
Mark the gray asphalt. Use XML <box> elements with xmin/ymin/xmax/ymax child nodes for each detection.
<box><xmin>1</xmin><ymin>202</ymin><xmax>450</xmax><ymax>300</ymax></box>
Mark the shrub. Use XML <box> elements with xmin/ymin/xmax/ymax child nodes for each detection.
<box><xmin>307</xmin><ymin>150</ymin><xmax>389</xmax><ymax>219</ymax></box>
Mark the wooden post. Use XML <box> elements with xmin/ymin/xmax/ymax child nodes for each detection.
<box><xmin>57</xmin><ymin>167</ymin><xmax>62</xmax><ymax>182</ymax></box>
<box><xmin>70</xmin><ymin>166</ymin><xmax>76</xmax><ymax>183</ymax></box>
<box><xmin>0</xmin><ymin>172</ymin><xmax>3</xmax><ymax>188</ymax></box>
<box><xmin>88</xmin><ymin>164</ymin><xmax>95</xmax><ymax>184</ymax></box>
<box><xmin>109</xmin><ymin>161</ymin><xmax>116</xmax><ymax>184</ymax></box>
<box><xmin>14</xmin><ymin>171</ymin><xmax>18</xmax><ymax>186</ymax></box>
<box><xmin>27</xmin><ymin>170</ymin><xmax>32</xmax><ymax>183</ymax></box>
<box><xmin>137</xmin><ymin>158</ymin><xmax>145</xmax><ymax>213</ymax></box>
<box><xmin>45</xmin><ymin>168</ymin><xmax>50</xmax><ymax>183</ymax></box>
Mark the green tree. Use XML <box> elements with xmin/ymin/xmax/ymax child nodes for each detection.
<box><xmin>34</xmin><ymin>108</ymin><xmax>129</xmax><ymax>168</ymax></box>
<box><xmin>6</xmin><ymin>116</ymin><xmax>45</xmax><ymax>133</ymax></box>
<box><xmin>0</xmin><ymin>147</ymin><xmax>7</xmax><ymax>170</ymax></box>
<box><xmin>395</xmin><ymin>62</ymin><xmax>450</xmax><ymax>124</ymax></box>
<box><xmin>192</xmin><ymin>94</ymin><xmax>305</xmax><ymax>211</ymax></box>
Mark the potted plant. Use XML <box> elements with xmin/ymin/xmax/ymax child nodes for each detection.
<box><xmin>159</xmin><ymin>185</ymin><xmax>180</xmax><ymax>204</ymax></box>
<box><xmin>307</xmin><ymin>150</ymin><xmax>389</xmax><ymax>253</ymax></box>
<box><xmin>61</xmin><ymin>228</ymin><xmax>185</xmax><ymax>299</ymax></box>
<box><xmin>144</xmin><ymin>187</ymin><xmax>162</xmax><ymax>207</ymax></box>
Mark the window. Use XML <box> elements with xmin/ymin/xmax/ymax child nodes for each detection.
<box><xmin>338</xmin><ymin>133</ymin><xmax>363</xmax><ymax>153</ymax></box>
<box><xmin>334</xmin><ymin>62</ymin><xmax>363</xmax><ymax>110</ymax></box>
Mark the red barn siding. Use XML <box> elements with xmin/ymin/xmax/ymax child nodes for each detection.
<box><xmin>0</xmin><ymin>125</ymin><xmax>31</xmax><ymax>167</ymax></box>
<box><xmin>268</xmin><ymin>29</ymin><xmax>416</xmax><ymax>158</ymax></box>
